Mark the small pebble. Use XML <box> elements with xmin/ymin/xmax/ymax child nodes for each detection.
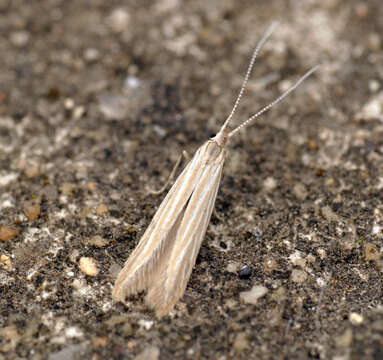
<box><xmin>0</xmin><ymin>325</ymin><xmax>20</xmax><ymax>349</ymax></box>
<box><xmin>263</xmin><ymin>177</ymin><xmax>277</xmax><ymax>192</ymax></box>
<box><xmin>316</xmin><ymin>168</ymin><xmax>325</xmax><ymax>177</ymax></box>
<box><xmin>80</xmin><ymin>207</ymin><xmax>92</xmax><ymax>218</ymax></box>
<box><xmin>42</xmin><ymin>185</ymin><xmax>58</xmax><ymax>201</ymax></box>
<box><xmin>0</xmin><ymin>226</ymin><xmax>19</xmax><ymax>242</ymax></box>
<box><xmin>69</xmin><ymin>249</ymin><xmax>80</xmax><ymax>263</ymax></box>
<box><xmin>289</xmin><ymin>250</ymin><xmax>306</xmax><ymax>267</ymax></box>
<box><xmin>24</xmin><ymin>165</ymin><xmax>40</xmax><ymax>178</ymax></box>
<box><xmin>79</xmin><ymin>257</ymin><xmax>99</xmax><ymax>276</ymax></box>
<box><xmin>124</xmin><ymin>76</ymin><xmax>141</xmax><ymax>89</ymax></box>
<box><xmin>224</xmin><ymin>299</ymin><xmax>237</xmax><ymax>310</ymax></box>
<box><xmin>263</xmin><ymin>257</ymin><xmax>278</xmax><ymax>273</ymax></box>
<box><xmin>349</xmin><ymin>312</ymin><xmax>364</xmax><ymax>325</ymax></box>
<box><xmin>306</xmin><ymin>254</ymin><xmax>316</xmax><ymax>263</ymax></box>
<box><xmin>316</xmin><ymin>277</ymin><xmax>326</xmax><ymax>287</ymax></box>
<box><xmin>134</xmin><ymin>346</ymin><xmax>160</xmax><ymax>360</ymax></box>
<box><xmin>238</xmin><ymin>265</ymin><xmax>252</xmax><ymax>279</ymax></box>
<box><xmin>105</xmin><ymin>315</ymin><xmax>128</xmax><ymax>328</ymax></box>
<box><xmin>364</xmin><ymin>243</ymin><xmax>380</xmax><ymax>261</ymax></box>
<box><xmin>317</xmin><ymin>248</ymin><xmax>327</xmax><ymax>259</ymax></box>
<box><xmin>369</xmin><ymin>79</ymin><xmax>380</xmax><ymax>92</ymax></box>
<box><xmin>107</xmin><ymin>8</ymin><xmax>130</xmax><ymax>33</ymax></box>
<box><xmin>60</xmin><ymin>182</ymin><xmax>76</xmax><ymax>196</ymax></box>
<box><xmin>88</xmin><ymin>235</ymin><xmax>109</xmax><ymax>248</ymax></box>
<box><xmin>87</xmin><ymin>182</ymin><xmax>96</xmax><ymax>192</ymax></box>
<box><xmin>325</xmin><ymin>177</ymin><xmax>335</xmax><ymax>186</ymax></box>
<box><xmin>308</xmin><ymin>140</ymin><xmax>317</xmax><ymax>150</ymax></box>
<box><xmin>73</xmin><ymin>106</ymin><xmax>85</xmax><ymax>119</ymax></box>
<box><xmin>98</xmin><ymin>94</ymin><xmax>128</xmax><ymax>120</ymax></box>
<box><xmin>23</xmin><ymin>201</ymin><xmax>41</xmax><ymax>221</ymax></box>
<box><xmin>293</xmin><ymin>183</ymin><xmax>308</xmax><ymax>201</ymax></box>
<box><xmin>372</xmin><ymin>224</ymin><xmax>381</xmax><ymax>234</ymax></box>
<box><xmin>339</xmin><ymin>235</ymin><xmax>355</xmax><ymax>252</ymax></box>
<box><xmin>127</xmin><ymin>341</ymin><xmax>135</xmax><ymax>349</ymax></box>
<box><xmin>252</xmin><ymin>227</ymin><xmax>263</xmax><ymax>241</ymax></box>
<box><xmin>84</xmin><ymin>47</ymin><xmax>100</xmax><ymax>62</ymax></box>
<box><xmin>226</xmin><ymin>262</ymin><xmax>239</xmax><ymax>273</ymax></box>
<box><xmin>48</xmin><ymin>344</ymin><xmax>86</xmax><ymax>360</ymax></box>
<box><xmin>279</xmin><ymin>79</ymin><xmax>293</xmax><ymax>93</ymax></box>
<box><xmin>92</xmin><ymin>337</ymin><xmax>108</xmax><ymax>348</ymax></box>
<box><xmin>64</xmin><ymin>98</ymin><xmax>75</xmax><ymax>110</ymax></box>
<box><xmin>240</xmin><ymin>285</ymin><xmax>268</xmax><ymax>305</ymax></box>
<box><xmin>65</xmin><ymin>327</ymin><xmax>83</xmax><ymax>338</ymax></box>
<box><xmin>138</xmin><ymin>319</ymin><xmax>154</xmax><ymax>331</ymax></box>
<box><xmin>321</xmin><ymin>206</ymin><xmax>338</xmax><ymax>222</ymax></box>
<box><xmin>291</xmin><ymin>269</ymin><xmax>308</xmax><ymax>283</ymax></box>
<box><xmin>96</xmin><ymin>203</ymin><xmax>108</xmax><ymax>216</ymax></box>
<box><xmin>0</xmin><ymin>172</ymin><xmax>18</xmax><ymax>186</ymax></box>
<box><xmin>368</xmin><ymin>33</ymin><xmax>381</xmax><ymax>52</ymax></box>
<box><xmin>233</xmin><ymin>332</ymin><xmax>249</xmax><ymax>352</ymax></box>
<box><xmin>357</xmin><ymin>93</ymin><xmax>383</xmax><ymax>120</ymax></box>
<box><xmin>271</xmin><ymin>287</ymin><xmax>286</xmax><ymax>302</ymax></box>
<box><xmin>10</xmin><ymin>31</ymin><xmax>29</xmax><ymax>47</ymax></box>
<box><xmin>0</xmin><ymin>255</ymin><xmax>11</xmax><ymax>270</ymax></box>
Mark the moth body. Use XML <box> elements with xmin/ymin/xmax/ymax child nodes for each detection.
<box><xmin>112</xmin><ymin>23</ymin><xmax>319</xmax><ymax>316</ymax></box>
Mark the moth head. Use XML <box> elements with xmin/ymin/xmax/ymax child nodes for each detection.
<box><xmin>212</xmin><ymin>127</ymin><xmax>229</xmax><ymax>148</ymax></box>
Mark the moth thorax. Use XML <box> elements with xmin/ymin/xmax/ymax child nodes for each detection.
<box><xmin>205</xmin><ymin>140</ymin><xmax>224</xmax><ymax>161</ymax></box>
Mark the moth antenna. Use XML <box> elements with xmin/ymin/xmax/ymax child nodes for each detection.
<box><xmin>221</xmin><ymin>21</ymin><xmax>278</xmax><ymax>132</ymax></box>
<box><xmin>229</xmin><ymin>65</ymin><xmax>320</xmax><ymax>138</ymax></box>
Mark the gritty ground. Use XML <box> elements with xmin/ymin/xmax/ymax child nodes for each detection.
<box><xmin>1</xmin><ymin>0</ymin><xmax>383</xmax><ymax>359</ymax></box>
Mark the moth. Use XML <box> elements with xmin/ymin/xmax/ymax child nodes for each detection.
<box><xmin>113</xmin><ymin>23</ymin><xmax>319</xmax><ymax>316</ymax></box>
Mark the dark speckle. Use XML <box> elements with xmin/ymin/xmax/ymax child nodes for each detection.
<box><xmin>238</xmin><ymin>265</ymin><xmax>252</xmax><ymax>279</ymax></box>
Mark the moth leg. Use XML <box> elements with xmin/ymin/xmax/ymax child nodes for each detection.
<box><xmin>146</xmin><ymin>151</ymin><xmax>190</xmax><ymax>195</ymax></box>
<box><xmin>213</xmin><ymin>207</ymin><xmax>224</xmax><ymax>222</ymax></box>
<box><xmin>182</xmin><ymin>150</ymin><xmax>190</xmax><ymax>161</ymax></box>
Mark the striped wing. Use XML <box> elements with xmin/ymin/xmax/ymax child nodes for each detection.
<box><xmin>113</xmin><ymin>144</ymin><xmax>208</xmax><ymax>301</ymax></box>
<box><xmin>145</xmin><ymin>146</ymin><xmax>225</xmax><ymax>316</ymax></box>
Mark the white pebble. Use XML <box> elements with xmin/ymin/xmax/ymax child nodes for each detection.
<box><xmin>357</xmin><ymin>92</ymin><xmax>383</xmax><ymax>120</ymax></box>
<box><xmin>240</xmin><ymin>285</ymin><xmax>268</xmax><ymax>305</ymax></box>
<box><xmin>291</xmin><ymin>269</ymin><xmax>308</xmax><ymax>283</ymax></box>
<box><xmin>98</xmin><ymin>94</ymin><xmax>128</xmax><ymax>120</ymax></box>
<box><xmin>65</xmin><ymin>326</ymin><xmax>83</xmax><ymax>338</ymax></box>
<box><xmin>349</xmin><ymin>312</ymin><xmax>364</xmax><ymax>325</ymax></box>
<box><xmin>372</xmin><ymin>225</ymin><xmax>381</xmax><ymax>234</ymax></box>
<box><xmin>78</xmin><ymin>257</ymin><xmax>99</xmax><ymax>276</ymax></box>
<box><xmin>226</xmin><ymin>261</ymin><xmax>239</xmax><ymax>273</ymax></box>
<box><xmin>10</xmin><ymin>31</ymin><xmax>29</xmax><ymax>47</ymax></box>
<box><xmin>84</xmin><ymin>47</ymin><xmax>100</xmax><ymax>62</ymax></box>
<box><xmin>316</xmin><ymin>277</ymin><xmax>326</xmax><ymax>287</ymax></box>
<box><xmin>263</xmin><ymin>177</ymin><xmax>277</xmax><ymax>191</ymax></box>
<box><xmin>124</xmin><ymin>76</ymin><xmax>141</xmax><ymax>89</ymax></box>
<box><xmin>138</xmin><ymin>319</ymin><xmax>154</xmax><ymax>330</ymax></box>
<box><xmin>107</xmin><ymin>8</ymin><xmax>130</xmax><ymax>33</ymax></box>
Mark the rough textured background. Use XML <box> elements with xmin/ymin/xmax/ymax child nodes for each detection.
<box><xmin>1</xmin><ymin>0</ymin><xmax>383</xmax><ymax>359</ymax></box>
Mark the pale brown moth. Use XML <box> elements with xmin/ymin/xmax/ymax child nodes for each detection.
<box><xmin>113</xmin><ymin>23</ymin><xmax>319</xmax><ymax>316</ymax></box>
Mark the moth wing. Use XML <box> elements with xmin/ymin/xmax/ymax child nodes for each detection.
<box><xmin>145</xmin><ymin>149</ymin><xmax>225</xmax><ymax>316</ymax></box>
<box><xmin>112</xmin><ymin>146</ymin><xmax>206</xmax><ymax>301</ymax></box>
